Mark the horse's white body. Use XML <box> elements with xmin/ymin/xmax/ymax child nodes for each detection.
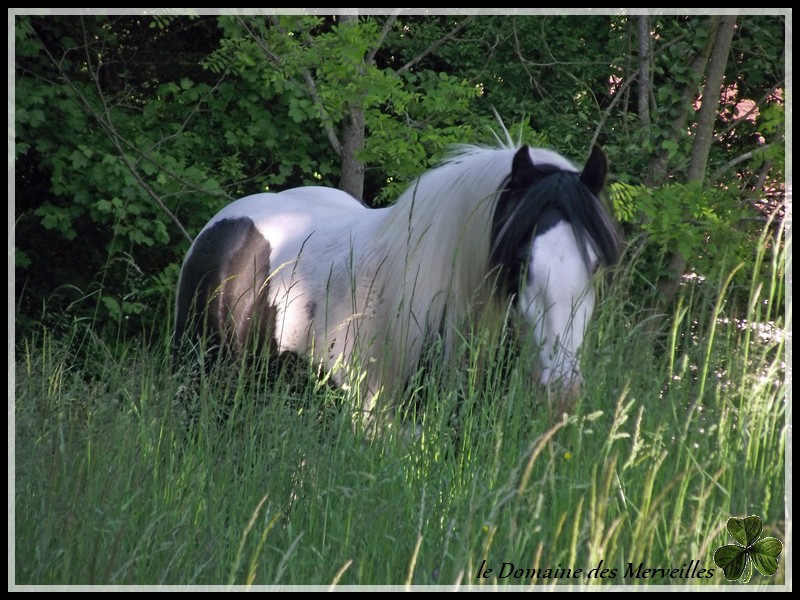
<box><xmin>176</xmin><ymin>145</ymin><xmax>617</xmax><ymax>415</ymax></box>
<box><xmin>201</xmin><ymin>187</ymin><xmax>377</xmax><ymax>354</ymax></box>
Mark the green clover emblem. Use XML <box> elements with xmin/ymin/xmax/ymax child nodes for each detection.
<box><xmin>713</xmin><ymin>515</ymin><xmax>783</xmax><ymax>582</ymax></box>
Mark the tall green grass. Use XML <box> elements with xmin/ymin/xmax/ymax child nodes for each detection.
<box><xmin>14</xmin><ymin>230</ymin><xmax>786</xmax><ymax>587</ymax></box>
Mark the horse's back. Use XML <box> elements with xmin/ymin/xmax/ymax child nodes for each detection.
<box><xmin>204</xmin><ymin>186</ymin><xmax>365</xmax><ymax>226</ymax></box>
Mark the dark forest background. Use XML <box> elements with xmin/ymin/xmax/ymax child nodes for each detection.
<box><xmin>14</xmin><ymin>13</ymin><xmax>786</xmax><ymax>341</ymax></box>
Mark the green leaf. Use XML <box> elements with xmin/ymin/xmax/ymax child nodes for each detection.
<box><xmin>752</xmin><ymin>536</ymin><xmax>783</xmax><ymax>558</ymax></box>
<box><xmin>751</xmin><ymin>553</ymin><xmax>779</xmax><ymax>578</ymax></box>
<box><xmin>101</xmin><ymin>296</ymin><xmax>121</xmax><ymax>318</ymax></box>
<box><xmin>751</xmin><ymin>537</ymin><xmax>783</xmax><ymax>576</ymax></box>
<box><xmin>741</xmin><ymin>558</ymin><xmax>754</xmax><ymax>584</ymax></box>
<box><xmin>15</xmin><ymin>247</ymin><xmax>31</xmax><ymax>269</ymax></box>
<box><xmin>714</xmin><ymin>545</ymin><xmax>748</xmax><ymax>580</ymax></box>
<box><xmin>728</xmin><ymin>516</ymin><xmax>763</xmax><ymax>548</ymax></box>
<box><xmin>70</xmin><ymin>149</ymin><xmax>90</xmax><ymax>169</ymax></box>
<box><xmin>660</xmin><ymin>139</ymin><xmax>679</xmax><ymax>159</ymax></box>
<box><xmin>26</xmin><ymin>108</ymin><xmax>47</xmax><ymax>127</ymax></box>
<box><xmin>239</xmin><ymin>51</ymin><xmax>256</xmax><ymax>67</ymax></box>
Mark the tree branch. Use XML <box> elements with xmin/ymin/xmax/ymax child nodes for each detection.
<box><xmin>647</xmin><ymin>16</ymin><xmax>720</xmax><ymax>187</ymax></box>
<box><xmin>657</xmin><ymin>16</ymin><xmax>736</xmax><ymax>305</ymax></box>
<box><xmin>715</xmin><ymin>79</ymin><xmax>785</xmax><ymax>142</ymax></box>
<box><xmin>234</xmin><ymin>16</ymin><xmax>284</xmax><ymax>67</ymax></box>
<box><xmin>512</xmin><ymin>21</ymin><xmax>542</xmax><ymax>96</ymax></box>
<box><xmin>397</xmin><ymin>16</ymin><xmax>475</xmax><ymax>75</ymax></box>
<box><xmin>709</xmin><ymin>143</ymin><xmax>775</xmax><ymax>183</ymax></box>
<box><xmin>590</xmin><ymin>72</ymin><xmax>638</xmax><ymax>149</ymax></box>
<box><xmin>72</xmin><ymin>21</ymin><xmax>232</xmax><ymax>203</ymax></box>
<box><xmin>366</xmin><ymin>13</ymin><xmax>399</xmax><ymax>65</ymax></box>
<box><xmin>300</xmin><ymin>70</ymin><xmax>343</xmax><ymax>156</ymax></box>
<box><xmin>637</xmin><ymin>16</ymin><xmax>652</xmax><ymax>132</ymax></box>
<box><xmin>37</xmin><ymin>20</ymin><xmax>198</xmax><ymax>243</ymax></box>
<box><xmin>514</xmin><ymin>19</ymin><xmax>607</xmax><ymax>128</ymax></box>
<box><xmin>242</xmin><ymin>15</ymin><xmax>344</xmax><ymax>157</ymax></box>
<box><xmin>81</xmin><ymin>19</ymin><xmax>194</xmax><ymax>243</ymax></box>
<box><xmin>149</xmin><ymin>71</ymin><xmax>229</xmax><ymax>156</ymax></box>
<box><xmin>687</xmin><ymin>15</ymin><xmax>737</xmax><ymax>183</ymax></box>
<box><xmin>751</xmin><ymin>159</ymin><xmax>772</xmax><ymax>196</ymax></box>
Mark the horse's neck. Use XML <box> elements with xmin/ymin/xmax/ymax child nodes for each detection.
<box><xmin>364</xmin><ymin>182</ymin><xmax>498</xmax><ymax>360</ymax></box>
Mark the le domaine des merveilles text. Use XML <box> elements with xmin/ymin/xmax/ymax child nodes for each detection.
<box><xmin>476</xmin><ymin>560</ymin><xmax>715</xmax><ymax>581</ymax></box>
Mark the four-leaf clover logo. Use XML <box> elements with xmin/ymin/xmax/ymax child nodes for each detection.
<box><xmin>713</xmin><ymin>515</ymin><xmax>783</xmax><ymax>582</ymax></box>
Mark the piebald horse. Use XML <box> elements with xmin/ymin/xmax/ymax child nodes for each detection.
<box><xmin>174</xmin><ymin>143</ymin><xmax>621</xmax><ymax>422</ymax></box>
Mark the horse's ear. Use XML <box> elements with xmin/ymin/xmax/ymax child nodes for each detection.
<box><xmin>509</xmin><ymin>145</ymin><xmax>537</xmax><ymax>190</ymax></box>
<box><xmin>581</xmin><ymin>145</ymin><xmax>607</xmax><ymax>195</ymax></box>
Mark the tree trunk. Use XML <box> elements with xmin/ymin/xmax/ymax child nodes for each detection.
<box><xmin>656</xmin><ymin>15</ymin><xmax>737</xmax><ymax>303</ymax></box>
<box><xmin>637</xmin><ymin>16</ymin><xmax>652</xmax><ymax>134</ymax></box>
<box><xmin>336</xmin><ymin>14</ymin><xmax>367</xmax><ymax>201</ymax></box>
<box><xmin>339</xmin><ymin>106</ymin><xmax>366</xmax><ymax>200</ymax></box>
<box><xmin>687</xmin><ymin>15</ymin><xmax>737</xmax><ymax>183</ymax></box>
<box><xmin>646</xmin><ymin>17</ymin><xmax>719</xmax><ymax>188</ymax></box>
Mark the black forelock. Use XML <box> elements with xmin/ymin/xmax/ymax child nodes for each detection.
<box><xmin>490</xmin><ymin>168</ymin><xmax>621</xmax><ymax>292</ymax></box>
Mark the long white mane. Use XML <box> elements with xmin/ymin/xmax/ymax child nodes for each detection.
<box><xmin>364</xmin><ymin>145</ymin><xmax>577</xmax><ymax>390</ymax></box>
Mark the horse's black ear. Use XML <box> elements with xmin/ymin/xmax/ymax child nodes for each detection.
<box><xmin>509</xmin><ymin>145</ymin><xmax>537</xmax><ymax>191</ymax></box>
<box><xmin>580</xmin><ymin>145</ymin><xmax>607</xmax><ymax>195</ymax></box>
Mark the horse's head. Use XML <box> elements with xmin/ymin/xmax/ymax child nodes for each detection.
<box><xmin>491</xmin><ymin>145</ymin><xmax>621</xmax><ymax>400</ymax></box>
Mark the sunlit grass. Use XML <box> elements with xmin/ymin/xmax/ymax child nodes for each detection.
<box><xmin>14</xmin><ymin>231</ymin><xmax>786</xmax><ymax>587</ymax></box>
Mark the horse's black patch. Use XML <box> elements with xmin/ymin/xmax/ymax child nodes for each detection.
<box><xmin>490</xmin><ymin>145</ymin><xmax>621</xmax><ymax>296</ymax></box>
<box><xmin>173</xmin><ymin>217</ymin><xmax>276</xmax><ymax>368</ymax></box>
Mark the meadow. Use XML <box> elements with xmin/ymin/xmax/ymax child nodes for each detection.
<box><xmin>13</xmin><ymin>230</ymin><xmax>787</xmax><ymax>588</ymax></box>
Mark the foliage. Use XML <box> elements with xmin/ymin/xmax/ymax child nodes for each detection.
<box><xmin>16</xmin><ymin>17</ymin><xmax>229</xmax><ymax>336</ymax></box>
<box><xmin>206</xmin><ymin>15</ymin><xmax>484</xmax><ymax>202</ymax></box>
<box><xmin>608</xmin><ymin>179</ymin><xmax>761</xmax><ymax>301</ymax></box>
<box><xmin>14</xmin><ymin>12</ymin><xmax>786</xmax><ymax>337</ymax></box>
